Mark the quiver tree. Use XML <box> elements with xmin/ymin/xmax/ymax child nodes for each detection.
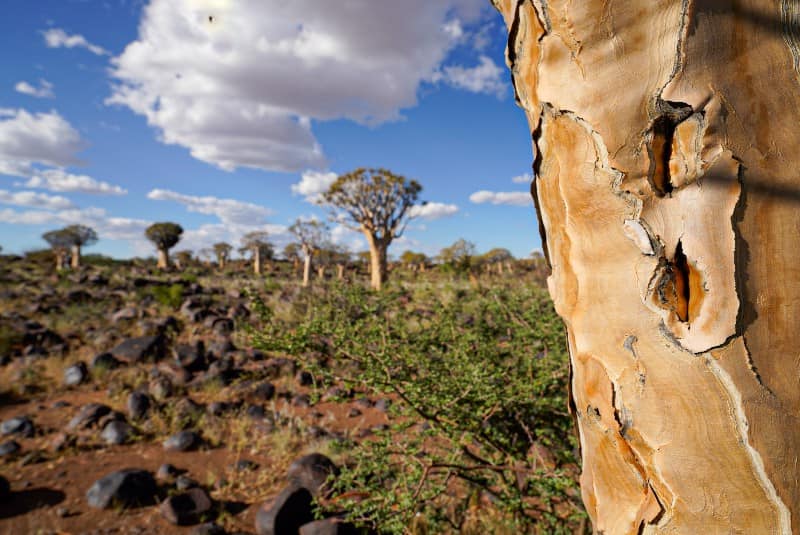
<box><xmin>438</xmin><ymin>238</ymin><xmax>476</xmax><ymax>274</ymax></box>
<box><xmin>174</xmin><ymin>250</ymin><xmax>193</xmax><ymax>270</ymax></box>
<box><xmin>288</xmin><ymin>219</ymin><xmax>328</xmax><ymax>287</ymax></box>
<box><xmin>241</xmin><ymin>232</ymin><xmax>273</xmax><ymax>275</ymax></box>
<box><xmin>213</xmin><ymin>242</ymin><xmax>232</xmax><ymax>269</ymax></box>
<box><xmin>282</xmin><ymin>243</ymin><xmax>302</xmax><ymax>271</ymax></box>
<box><xmin>323</xmin><ymin>168</ymin><xmax>422</xmax><ymax>290</ymax></box>
<box><xmin>494</xmin><ymin>0</ymin><xmax>800</xmax><ymax>532</ymax></box>
<box><xmin>62</xmin><ymin>224</ymin><xmax>98</xmax><ymax>268</ymax></box>
<box><xmin>400</xmin><ymin>250</ymin><xmax>428</xmax><ymax>272</ymax></box>
<box><xmin>482</xmin><ymin>247</ymin><xmax>514</xmax><ymax>274</ymax></box>
<box><xmin>317</xmin><ymin>244</ymin><xmax>351</xmax><ymax>281</ymax></box>
<box><xmin>42</xmin><ymin>229</ymin><xmax>72</xmax><ymax>271</ymax></box>
<box><xmin>145</xmin><ymin>222</ymin><xmax>183</xmax><ymax>269</ymax></box>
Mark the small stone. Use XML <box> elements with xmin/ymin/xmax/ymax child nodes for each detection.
<box><xmin>127</xmin><ymin>391</ymin><xmax>151</xmax><ymax>421</ymax></box>
<box><xmin>246</xmin><ymin>404</ymin><xmax>267</xmax><ymax>420</ymax></box>
<box><xmin>291</xmin><ymin>394</ymin><xmax>311</xmax><ymax>408</ymax></box>
<box><xmin>63</xmin><ymin>361</ymin><xmax>89</xmax><ymax>386</ymax></box>
<box><xmin>156</xmin><ymin>463</ymin><xmax>181</xmax><ymax>481</ymax></box>
<box><xmin>0</xmin><ymin>440</ymin><xmax>20</xmax><ymax>457</ymax></box>
<box><xmin>159</xmin><ymin>487</ymin><xmax>213</xmax><ymax>526</ymax></box>
<box><xmin>299</xmin><ymin>518</ymin><xmax>360</xmax><ymax>535</ymax></box>
<box><xmin>296</xmin><ymin>370</ymin><xmax>314</xmax><ymax>387</ymax></box>
<box><xmin>191</xmin><ymin>522</ymin><xmax>225</xmax><ymax>535</ymax></box>
<box><xmin>56</xmin><ymin>506</ymin><xmax>70</xmax><ymax>518</ymax></box>
<box><xmin>346</xmin><ymin>408</ymin><xmax>362</xmax><ymax>418</ymax></box>
<box><xmin>252</xmin><ymin>382</ymin><xmax>276</xmax><ymax>401</ymax></box>
<box><xmin>100</xmin><ymin>420</ymin><xmax>132</xmax><ymax>445</ymax></box>
<box><xmin>233</xmin><ymin>459</ymin><xmax>258</xmax><ymax>472</ymax></box>
<box><xmin>110</xmin><ymin>335</ymin><xmax>165</xmax><ymax>363</ymax></box>
<box><xmin>86</xmin><ymin>469</ymin><xmax>157</xmax><ymax>509</ymax></box>
<box><xmin>163</xmin><ymin>430</ymin><xmax>201</xmax><ymax>452</ymax></box>
<box><xmin>90</xmin><ymin>352</ymin><xmax>122</xmax><ymax>371</ymax></box>
<box><xmin>374</xmin><ymin>398</ymin><xmax>391</xmax><ymax>412</ymax></box>
<box><xmin>0</xmin><ymin>416</ymin><xmax>34</xmax><ymax>437</ymax></box>
<box><xmin>0</xmin><ymin>476</ymin><xmax>9</xmax><ymax>499</ymax></box>
<box><xmin>149</xmin><ymin>376</ymin><xmax>173</xmax><ymax>400</ymax></box>
<box><xmin>175</xmin><ymin>474</ymin><xmax>199</xmax><ymax>491</ymax></box>
<box><xmin>67</xmin><ymin>403</ymin><xmax>111</xmax><ymax>431</ymax></box>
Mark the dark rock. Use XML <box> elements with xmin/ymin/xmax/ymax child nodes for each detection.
<box><xmin>67</xmin><ymin>403</ymin><xmax>111</xmax><ymax>431</ymax></box>
<box><xmin>207</xmin><ymin>401</ymin><xmax>235</xmax><ymax>417</ymax></box>
<box><xmin>252</xmin><ymin>382</ymin><xmax>276</xmax><ymax>401</ymax></box>
<box><xmin>174</xmin><ymin>397</ymin><xmax>204</xmax><ymax>425</ymax></box>
<box><xmin>306</xmin><ymin>426</ymin><xmax>328</xmax><ymax>440</ymax></box>
<box><xmin>174</xmin><ymin>342</ymin><xmax>206</xmax><ymax>372</ymax></box>
<box><xmin>255</xmin><ymin>486</ymin><xmax>315</xmax><ymax>535</ymax></box>
<box><xmin>374</xmin><ymin>399</ymin><xmax>391</xmax><ymax>412</ymax></box>
<box><xmin>233</xmin><ymin>459</ymin><xmax>258</xmax><ymax>472</ymax></box>
<box><xmin>246</xmin><ymin>404</ymin><xmax>267</xmax><ymax>420</ymax></box>
<box><xmin>287</xmin><ymin>454</ymin><xmax>339</xmax><ymax>497</ymax></box>
<box><xmin>156</xmin><ymin>463</ymin><xmax>181</xmax><ymax>481</ymax></box>
<box><xmin>160</xmin><ymin>487</ymin><xmax>213</xmax><ymax>526</ymax></box>
<box><xmin>110</xmin><ymin>335</ymin><xmax>165</xmax><ymax>363</ymax></box>
<box><xmin>346</xmin><ymin>408</ymin><xmax>362</xmax><ymax>418</ymax></box>
<box><xmin>0</xmin><ymin>476</ymin><xmax>9</xmax><ymax>499</ymax></box>
<box><xmin>354</xmin><ymin>398</ymin><xmax>373</xmax><ymax>409</ymax></box>
<box><xmin>296</xmin><ymin>370</ymin><xmax>314</xmax><ymax>387</ymax></box>
<box><xmin>192</xmin><ymin>522</ymin><xmax>225</xmax><ymax>535</ymax></box>
<box><xmin>163</xmin><ymin>430</ymin><xmax>201</xmax><ymax>452</ymax></box>
<box><xmin>1</xmin><ymin>416</ymin><xmax>34</xmax><ymax>437</ymax></box>
<box><xmin>63</xmin><ymin>361</ymin><xmax>88</xmax><ymax>387</ymax></box>
<box><xmin>86</xmin><ymin>469</ymin><xmax>157</xmax><ymax>509</ymax></box>
<box><xmin>101</xmin><ymin>420</ymin><xmax>132</xmax><ymax>445</ymax></box>
<box><xmin>291</xmin><ymin>394</ymin><xmax>311</xmax><ymax>408</ymax></box>
<box><xmin>149</xmin><ymin>376</ymin><xmax>173</xmax><ymax>400</ymax></box>
<box><xmin>91</xmin><ymin>352</ymin><xmax>122</xmax><ymax>371</ymax></box>
<box><xmin>211</xmin><ymin>317</ymin><xmax>234</xmax><ymax>337</ymax></box>
<box><xmin>51</xmin><ymin>400</ymin><xmax>70</xmax><ymax>409</ymax></box>
<box><xmin>207</xmin><ymin>340</ymin><xmax>236</xmax><ymax>358</ymax></box>
<box><xmin>175</xmin><ymin>475</ymin><xmax>200</xmax><ymax>491</ymax></box>
<box><xmin>0</xmin><ymin>440</ymin><xmax>21</xmax><ymax>457</ymax></box>
<box><xmin>299</xmin><ymin>519</ymin><xmax>361</xmax><ymax>535</ymax></box>
<box><xmin>127</xmin><ymin>391</ymin><xmax>151</xmax><ymax>421</ymax></box>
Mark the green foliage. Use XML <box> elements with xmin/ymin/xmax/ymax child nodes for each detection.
<box><xmin>145</xmin><ymin>222</ymin><xmax>183</xmax><ymax>250</ymax></box>
<box><xmin>253</xmin><ymin>282</ymin><xmax>583</xmax><ymax>533</ymax></box>
<box><xmin>438</xmin><ymin>238</ymin><xmax>477</xmax><ymax>274</ymax></box>
<box><xmin>149</xmin><ymin>283</ymin><xmax>184</xmax><ymax>309</ymax></box>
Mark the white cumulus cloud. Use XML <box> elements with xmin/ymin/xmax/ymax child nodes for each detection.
<box><xmin>24</xmin><ymin>169</ymin><xmax>127</xmax><ymax>195</ymax></box>
<box><xmin>106</xmin><ymin>0</ymin><xmax>490</xmax><ymax>173</ymax></box>
<box><xmin>291</xmin><ymin>170</ymin><xmax>337</xmax><ymax>202</ymax></box>
<box><xmin>0</xmin><ymin>108</ymin><xmax>85</xmax><ymax>177</ymax></box>
<box><xmin>42</xmin><ymin>28</ymin><xmax>109</xmax><ymax>56</ymax></box>
<box><xmin>511</xmin><ymin>173</ymin><xmax>532</xmax><ymax>184</ymax></box>
<box><xmin>438</xmin><ymin>55</ymin><xmax>505</xmax><ymax>98</ymax></box>
<box><xmin>469</xmin><ymin>190</ymin><xmax>531</xmax><ymax>206</ymax></box>
<box><xmin>408</xmin><ymin>202</ymin><xmax>459</xmax><ymax>220</ymax></box>
<box><xmin>0</xmin><ymin>189</ymin><xmax>73</xmax><ymax>210</ymax></box>
<box><xmin>147</xmin><ymin>188</ymin><xmax>274</xmax><ymax>226</ymax></box>
<box><xmin>15</xmin><ymin>79</ymin><xmax>55</xmax><ymax>99</ymax></box>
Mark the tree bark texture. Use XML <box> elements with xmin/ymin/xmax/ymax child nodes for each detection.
<box><xmin>303</xmin><ymin>253</ymin><xmax>311</xmax><ymax>287</ymax></box>
<box><xmin>70</xmin><ymin>245</ymin><xmax>80</xmax><ymax>269</ymax></box>
<box><xmin>365</xmin><ymin>234</ymin><xmax>388</xmax><ymax>290</ymax></box>
<box><xmin>157</xmin><ymin>248</ymin><xmax>169</xmax><ymax>269</ymax></box>
<box><xmin>253</xmin><ymin>248</ymin><xmax>262</xmax><ymax>275</ymax></box>
<box><xmin>493</xmin><ymin>0</ymin><xmax>800</xmax><ymax>532</ymax></box>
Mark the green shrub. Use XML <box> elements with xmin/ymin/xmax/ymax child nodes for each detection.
<box><xmin>150</xmin><ymin>283</ymin><xmax>184</xmax><ymax>309</ymax></box>
<box><xmin>253</xmin><ymin>282</ymin><xmax>584</xmax><ymax>533</ymax></box>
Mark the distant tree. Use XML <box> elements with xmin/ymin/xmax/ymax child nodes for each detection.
<box><xmin>241</xmin><ymin>231</ymin><xmax>273</xmax><ymax>275</ymax></box>
<box><xmin>482</xmin><ymin>247</ymin><xmax>514</xmax><ymax>274</ymax></box>
<box><xmin>316</xmin><ymin>243</ymin><xmax>351</xmax><ymax>280</ymax></box>
<box><xmin>145</xmin><ymin>222</ymin><xmax>183</xmax><ymax>268</ymax></box>
<box><xmin>174</xmin><ymin>250</ymin><xmax>194</xmax><ymax>269</ymax></box>
<box><xmin>438</xmin><ymin>239</ymin><xmax>477</xmax><ymax>273</ymax></box>
<box><xmin>282</xmin><ymin>242</ymin><xmax>302</xmax><ymax>271</ymax></box>
<box><xmin>400</xmin><ymin>250</ymin><xmax>428</xmax><ymax>272</ymax></box>
<box><xmin>288</xmin><ymin>219</ymin><xmax>328</xmax><ymax>287</ymax></box>
<box><xmin>323</xmin><ymin>168</ymin><xmax>422</xmax><ymax>290</ymax></box>
<box><xmin>213</xmin><ymin>242</ymin><xmax>232</xmax><ymax>269</ymax></box>
<box><xmin>42</xmin><ymin>229</ymin><xmax>73</xmax><ymax>270</ymax></box>
<box><xmin>61</xmin><ymin>224</ymin><xmax>98</xmax><ymax>268</ymax></box>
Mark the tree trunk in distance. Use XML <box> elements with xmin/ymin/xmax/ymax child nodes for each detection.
<box><xmin>253</xmin><ymin>248</ymin><xmax>261</xmax><ymax>275</ymax></box>
<box><xmin>218</xmin><ymin>255</ymin><xmax>225</xmax><ymax>269</ymax></box>
<box><xmin>365</xmin><ymin>234</ymin><xmax>387</xmax><ymax>290</ymax></box>
<box><xmin>317</xmin><ymin>266</ymin><xmax>325</xmax><ymax>279</ymax></box>
<box><xmin>157</xmin><ymin>248</ymin><xmax>169</xmax><ymax>269</ymax></box>
<box><xmin>70</xmin><ymin>245</ymin><xmax>80</xmax><ymax>268</ymax></box>
<box><xmin>493</xmin><ymin>0</ymin><xmax>800</xmax><ymax>532</ymax></box>
<box><xmin>337</xmin><ymin>264</ymin><xmax>344</xmax><ymax>280</ymax></box>
<box><xmin>55</xmin><ymin>251</ymin><xmax>64</xmax><ymax>271</ymax></box>
<box><xmin>302</xmin><ymin>253</ymin><xmax>311</xmax><ymax>287</ymax></box>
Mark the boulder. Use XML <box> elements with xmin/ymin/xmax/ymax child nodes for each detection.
<box><xmin>0</xmin><ymin>416</ymin><xmax>34</xmax><ymax>438</ymax></box>
<box><xmin>110</xmin><ymin>335</ymin><xmax>165</xmax><ymax>363</ymax></box>
<box><xmin>163</xmin><ymin>430</ymin><xmax>201</xmax><ymax>452</ymax></box>
<box><xmin>91</xmin><ymin>352</ymin><xmax>122</xmax><ymax>371</ymax></box>
<box><xmin>255</xmin><ymin>486</ymin><xmax>315</xmax><ymax>535</ymax></box>
<box><xmin>100</xmin><ymin>420</ymin><xmax>132</xmax><ymax>445</ymax></box>
<box><xmin>67</xmin><ymin>403</ymin><xmax>111</xmax><ymax>431</ymax></box>
<box><xmin>127</xmin><ymin>391</ymin><xmax>151</xmax><ymax>421</ymax></box>
<box><xmin>86</xmin><ymin>469</ymin><xmax>157</xmax><ymax>509</ymax></box>
<box><xmin>287</xmin><ymin>454</ymin><xmax>339</xmax><ymax>497</ymax></box>
<box><xmin>63</xmin><ymin>361</ymin><xmax>88</xmax><ymax>387</ymax></box>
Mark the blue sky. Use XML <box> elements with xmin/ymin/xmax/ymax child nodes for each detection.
<box><xmin>0</xmin><ymin>0</ymin><xmax>541</xmax><ymax>260</ymax></box>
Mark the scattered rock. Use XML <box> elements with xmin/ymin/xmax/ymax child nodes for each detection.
<box><xmin>100</xmin><ymin>420</ymin><xmax>132</xmax><ymax>445</ymax></box>
<box><xmin>149</xmin><ymin>376</ymin><xmax>173</xmax><ymax>401</ymax></box>
<box><xmin>299</xmin><ymin>519</ymin><xmax>361</xmax><ymax>535</ymax></box>
<box><xmin>127</xmin><ymin>391</ymin><xmax>151</xmax><ymax>421</ymax></box>
<box><xmin>110</xmin><ymin>335</ymin><xmax>165</xmax><ymax>364</ymax></box>
<box><xmin>287</xmin><ymin>453</ymin><xmax>339</xmax><ymax>497</ymax></box>
<box><xmin>160</xmin><ymin>487</ymin><xmax>213</xmax><ymax>526</ymax></box>
<box><xmin>63</xmin><ymin>361</ymin><xmax>88</xmax><ymax>387</ymax></box>
<box><xmin>0</xmin><ymin>416</ymin><xmax>34</xmax><ymax>437</ymax></box>
<box><xmin>174</xmin><ymin>342</ymin><xmax>206</xmax><ymax>372</ymax></box>
<box><xmin>374</xmin><ymin>398</ymin><xmax>391</xmax><ymax>412</ymax></box>
<box><xmin>291</xmin><ymin>394</ymin><xmax>311</xmax><ymax>408</ymax></box>
<box><xmin>91</xmin><ymin>352</ymin><xmax>122</xmax><ymax>371</ymax></box>
<box><xmin>0</xmin><ymin>476</ymin><xmax>9</xmax><ymax>499</ymax></box>
<box><xmin>192</xmin><ymin>522</ymin><xmax>225</xmax><ymax>535</ymax></box>
<box><xmin>163</xmin><ymin>430</ymin><xmax>201</xmax><ymax>452</ymax></box>
<box><xmin>296</xmin><ymin>370</ymin><xmax>314</xmax><ymax>387</ymax></box>
<box><xmin>0</xmin><ymin>440</ymin><xmax>21</xmax><ymax>457</ymax></box>
<box><xmin>67</xmin><ymin>403</ymin><xmax>111</xmax><ymax>431</ymax></box>
<box><xmin>255</xmin><ymin>486</ymin><xmax>315</xmax><ymax>535</ymax></box>
<box><xmin>175</xmin><ymin>475</ymin><xmax>199</xmax><ymax>491</ymax></box>
<box><xmin>233</xmin><ymin>459</ymin><xmax>258</xmax><ymax>472</ymax></box>
<box><xmin>110</xmin><ymin>307</ymin><xmax>138</xmax><ymax>324</ymax></box>
<box><xmin>156</xmin><ymin>463</ymin><xmax>181</xmax><ymax>481</ymax></box>
<box><xmin>252</xmin><ymin>382</ymin><xmax>276</xmax><ymax>401</ymax></box>
<box><xmin>347</xmin><ymin>408</ymin><xmax>362</xmax><ymax>418</ymax></box>
<box><xmin>86</xmin><ymin>469</ymin><xmax>157</xmax><ymax>509</ymax></box>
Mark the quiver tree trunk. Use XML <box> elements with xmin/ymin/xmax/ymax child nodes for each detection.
<box><xmin>157</xmin><ymin>248</ymin><xmax>169</xmax><ymax>269</ymax></box>
<box><xmin>337</xmin><ymin>263</ymin><xmax>345</xmax><ymax>280</ymax></box>
<box><xmin>253</xmin><ymin>248</ymin><xmax>261</xmax><ymax>275</ymax></box>
<box><xmin>70</xmin><ymin>245</ymin><xmax>80</xmax><ymax>269</ymax></box>
<box><xmin>302</xmin><ymin>253</ymin><xmax>311</xmax><ymax>287</ymax></box>
<box><xmin>494</xmin><ymin>0</ymin><xmax>800</xmax><ymax>532</ymax></box>
<box><xmin>365</xmin><ymin>235</ymin><xmax>388</xmax><ymax>290</ymax></box>
<box><xmin>55</xmin><ymin>251</ymin><xmax>65</xmax><ymax>271</ymax></box>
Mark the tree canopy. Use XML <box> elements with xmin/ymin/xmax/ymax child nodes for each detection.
<box><xmin>145</xmin><ymin>222</ymin><xmax>183</xmax><ymax>250</ymax></box>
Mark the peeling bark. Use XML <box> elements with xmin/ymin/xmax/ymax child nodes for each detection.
<box><xmin>157</xmin><ymin>248</ymin><xmax>169</xmax><ymax>269</ymax></box>
<box><xmin>494</xmin><ymin>0</ymin><xmax>800</xmax><ymax>532</ymax></box>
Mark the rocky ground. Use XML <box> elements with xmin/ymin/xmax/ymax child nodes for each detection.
<box><xmin>0</xmin><ymin>259</ymin><xmax>389</xmax><ymax>534</ymax></box>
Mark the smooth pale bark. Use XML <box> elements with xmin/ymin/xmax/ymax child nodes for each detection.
<box><xmin>365</xmin><ymin>233</ymin><xmax>388</xmax><ymax>290</ymax></box>
<box><xmin>157</xmin><ymin>248</ymin><xmax>169</xmax><ymax>269</ymax></box>
<box><xmin>494</xmin><ymin>0</ymin><xmax>800</xmax><ymax>532</ymax></box>
<box><xmin>302</xmin><ymin>253</ymin><xmax>311</xmax><ymax>287</ymax></box>
<box><xmin>217</xmin><ymin>254</ymin><xmax>226</xmax><ymax>269</ymax></box>
<box><xmin>253</xmin><ymin>248</ymin><xmax>261</xmax><ymax>275</ymax></box>
<box><xmin>317</xmin><ymin>266</ymin><xmax>325</xmax><ymax>279</ymax></box>
<box><xmin>55</xmin><ymin>251</ymin><xmax>65</xmax><ymax>271</ymax></box>
<box><xmin>337</xmin><ymin>264</ymin><xmax>345</xmax><ymax>280</ymax></box>
<box><xmin>70</xmin><ymin>245</ymin><xmax>81</xmax><ymax>269</ymax></box>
